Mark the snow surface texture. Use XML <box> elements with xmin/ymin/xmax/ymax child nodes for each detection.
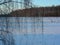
<box><xmin>0</xmin><ymin>17</ymin><xmax>60</xmax><ymax>45</ymax></box>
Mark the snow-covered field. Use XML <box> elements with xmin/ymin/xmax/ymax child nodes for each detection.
<box><xmin>0</xmin><ymin>17</ymin><xmax>60</xmax><ymax>45</ymax></box>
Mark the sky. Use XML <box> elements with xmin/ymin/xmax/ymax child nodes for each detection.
<box><xmin>32</xmin><ymin>0</ymin><xmax>60</xmax><ymax>7</ymax></box>
<box><xmin>0</xmin><ymin>0</ymin><xmax>60</xmax><ymax>10</ymax></box>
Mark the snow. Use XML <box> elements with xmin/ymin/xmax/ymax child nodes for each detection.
<box><xmin>0</xmin><ymin>17</ymin><xmax>60</xmax><ymax>45</ymax></box>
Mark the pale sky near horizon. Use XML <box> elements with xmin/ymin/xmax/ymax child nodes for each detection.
<box><xmin>0</xmin><ymin>0</ymin><xmax>60</xmax><ymax>6</ymax></box>
<box><xmin>32</xmin><ymin>0</ymin><xmax>60</xmax><ymax>7</ymax></box>
<box><xmin>0</xmin><ymin>0</ymin><xmax>60</xmax><ymax>8</ymax></box>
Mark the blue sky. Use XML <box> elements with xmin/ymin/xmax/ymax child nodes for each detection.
<box><xmin>32</xmin><ymin>0</ymin><xmax>60</xmax><ymax>7</ymax></box>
